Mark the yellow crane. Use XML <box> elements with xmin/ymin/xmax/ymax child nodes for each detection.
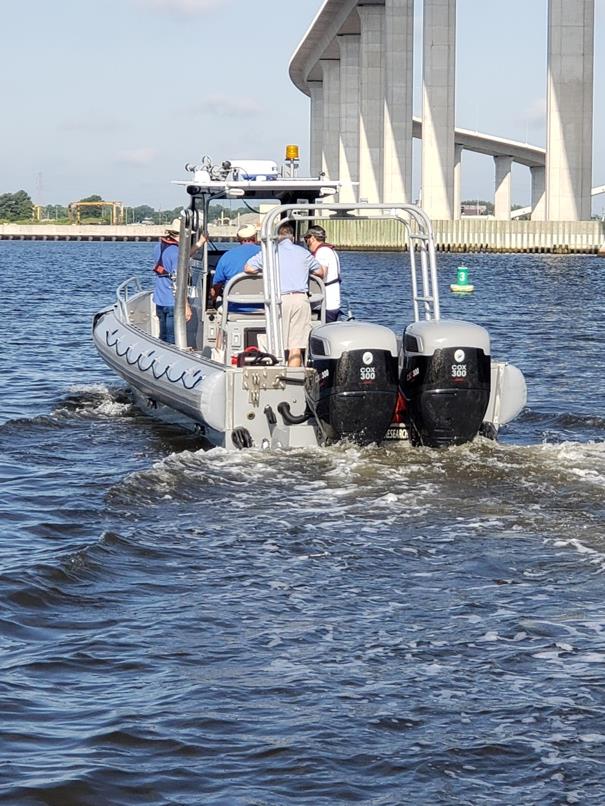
<box><xmin>68</xmin><ymin>200</ymin><xmax>124</xmax><ymax>225</ymax></box>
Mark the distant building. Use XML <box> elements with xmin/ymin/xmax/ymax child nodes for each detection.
<box><xmin>461</xmin><ymin>203</ymin><xmax>488</xmax><ymax>216</ymax></box>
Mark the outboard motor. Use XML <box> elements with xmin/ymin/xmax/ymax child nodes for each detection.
<box><xmin>401</xmin><ymin>319</ymin><xmax>491</xmax><ymax>447</ymax></box>
<box><xmin>308</xmin><ymin>322</ymin><xmax>399</xmax><ymax>445</ymax></box>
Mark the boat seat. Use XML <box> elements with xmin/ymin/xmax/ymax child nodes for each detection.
<box><xmin>221</xmin><ymin>273</ymin><xmax>266</xmax><ymax>322</ymax></box>
<box><xmin>221</xmin><ymin>273</ymin><xmax>326</xmax><ymax>321</ymax></box>
<box><xmin>217</xmin><ymin>274</ymin><xmax>265</xmax><ymax>363</ymax></box>
<box><xmin>217</xmin><ymin>272</ymin><xmax>326</xmax><ymax>364</ymax></box>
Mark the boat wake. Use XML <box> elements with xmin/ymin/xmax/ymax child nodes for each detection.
<box><xmin>0</xmin><ymin>384</ymin><xmax>133</xmax><ymax>436</ymax></box>
<box><xmin>111</xmin><ymin>435</ymin><xmax>605</xmax><ymax>493</ymax></box>
<box><xmin>105</xmin><ymin>437</ymin><xmax>605</xmax><ymax>562</ymax></box>
<box><xmin>55</xmin><ymin>383</ymin><xmax>134</xmax><ymax>419</ymax></box>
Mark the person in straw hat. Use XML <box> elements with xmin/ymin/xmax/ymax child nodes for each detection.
<box><xmin>152</xmin><ymin>218</ymin><xmax>204</xmax><ymax>342</ymax></box>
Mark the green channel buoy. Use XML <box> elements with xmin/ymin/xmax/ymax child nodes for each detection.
<box><xmin>450</xmin><ymin>265</ymin><xmax>475</xmax><ymax>293</ymax></box>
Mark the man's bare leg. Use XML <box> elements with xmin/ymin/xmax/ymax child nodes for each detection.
<box><xmin>287</xmin><ymin>348</ymin><xmax>302</xmax><ymax>367</ymax></box>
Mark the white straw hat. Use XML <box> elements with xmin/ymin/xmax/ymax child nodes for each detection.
<box><xmin>237</xmin><ymin>224</ymin><xmax>257</xmax><ymax>239</ymax></box>
<box><xmin>166</xmin><ymin>218</ymin><xmax>181</xmax><ymax>235</ymax></box>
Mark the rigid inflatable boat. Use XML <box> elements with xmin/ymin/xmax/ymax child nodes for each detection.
<box><xmin>92</xmin><ymin>154</ymin><xmax>526</xmax><ymax>449</ymax></box>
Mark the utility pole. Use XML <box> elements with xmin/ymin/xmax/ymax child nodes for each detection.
<box><xmin>35</xmin><ymin>171</ymin><xmax>44</xmax><ymax>208</ymax></box>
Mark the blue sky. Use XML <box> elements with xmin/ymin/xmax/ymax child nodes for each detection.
<box><xmin>3</xmin><ymin>0</ymin><xmax>603</xmax><ymax>212</ymax></box>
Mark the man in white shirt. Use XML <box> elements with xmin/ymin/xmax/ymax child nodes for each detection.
<box><xmin>303</xmin><ymin>225</ymin><xmax>342</xmax><ymax>322</ymax></box>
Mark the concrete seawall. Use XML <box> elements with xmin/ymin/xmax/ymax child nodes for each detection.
<box><xmin>323</xmin><ymin>219</ymin><xmax>605</xmax><ymax>254</ymax></box>
<box><xmin>1</xmin><ymin>221</ymin><xmax>604</xmax><ymax>253</ymax></box>
<box><xmin>0</xmin><ymin>224</ymin><xmax>240</xmax><ymax>243</ymax></box>
<box><xmin>0</xmin><ymin>224</ymin><xmax>166</xmax><ymax>242</ymax></box>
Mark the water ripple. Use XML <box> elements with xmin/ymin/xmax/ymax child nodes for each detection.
<box><xmin>2</xmin><ymin>245</ymin><xmax>605</xmax><ymax>803</ymax></box>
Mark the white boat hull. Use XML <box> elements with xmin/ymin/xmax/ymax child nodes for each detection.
<box><xmin>93</xmin><ymin>305</ymin><xmax>319</xmax><ymax>449</ymax></box>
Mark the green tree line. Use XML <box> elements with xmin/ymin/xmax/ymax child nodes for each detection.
<box><xmin>0</xmin><ymin>190</ymin><xmax>253</xmax><ymax>225</ymax></box>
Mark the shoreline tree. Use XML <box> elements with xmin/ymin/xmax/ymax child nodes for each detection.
<box><xmin>0</xmin><ymin>190</ymin><xmax>33</xmax><ymax>222</ymax></box>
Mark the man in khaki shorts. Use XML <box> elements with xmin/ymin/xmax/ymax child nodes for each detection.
<box><xmin>245</xmin><ymin>222</ymin><xmax>322</xmax><ymax>367</ymax></box>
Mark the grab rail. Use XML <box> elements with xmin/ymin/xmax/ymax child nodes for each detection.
<box><xmin>259</xmin><ymin>202</ymin><xmax>440</xmax><ymax>359</ymax></box>
<box><xmin>116</xmin><ymin>276</ymin><xmax>142</xmax><ymax>322</ymax></box>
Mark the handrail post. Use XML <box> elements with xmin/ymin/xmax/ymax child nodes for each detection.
<box><xmin>260</xmin><ymin>207</ymin><xmax>286</xmax><ymax>362</ymax></box>
<box><xmin>174</xmin><ymin>211</ymin><xmax>192</xmax><ymax>350</ymax></box>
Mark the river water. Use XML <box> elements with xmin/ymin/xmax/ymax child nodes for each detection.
<box><xmin>2</xmin><ymin>241</ymin><xmax>605</xmax><ymax>805</ymax></box>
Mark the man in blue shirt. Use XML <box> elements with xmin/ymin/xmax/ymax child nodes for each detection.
<box><xmin>210</xmin><ymin>224</ymin><xmax>261</xmax><ymax>314</ymax></box>
<box><xmin>245</xmin><ymin>222</ymin><xmax>322</xmax><ymax>367</ymax></box>
<box><xmin>152</xmin><ymin>218</ymin><xmax>203</xmax><ymax>343</ymax></box>
<box><xmin>152</xmin><ymin>219</ymin><xmax>180</xmax><ymax>342</ymax></box>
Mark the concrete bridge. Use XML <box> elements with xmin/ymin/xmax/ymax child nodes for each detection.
<box><xmin>290</xmin><ymin>0</ymin><xmax>596</xmax><ymax>221</ymax></box>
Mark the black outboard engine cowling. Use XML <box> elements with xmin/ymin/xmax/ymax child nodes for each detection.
<box><xmin>401</xmin><ymin>319</ymin><xmax>491</xmax><ymax>447</ymax></box>
<box><xmin>308</xmin><ymin>322</ymin><xmax>399</xmax><ymax>445</ymax></box>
